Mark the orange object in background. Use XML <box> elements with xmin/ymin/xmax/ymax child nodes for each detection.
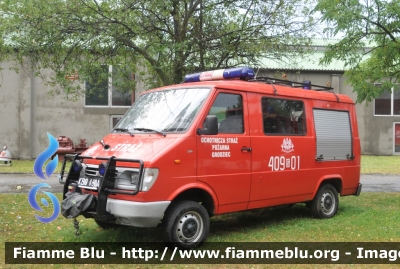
<box><xmin>55</xmin><ymin>136</ymin><xmax>88</xmax><ymax>161</ymax></box>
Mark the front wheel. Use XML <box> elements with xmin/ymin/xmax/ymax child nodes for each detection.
<box><xmin>162</xmin><ymin>200</ymin><xmax>210</xmax><ymax>249</ymax></box>
<box><xmin>310</xmin><ymin>184</ymin><xmax>339</xmax><ymax>218</ymax></box>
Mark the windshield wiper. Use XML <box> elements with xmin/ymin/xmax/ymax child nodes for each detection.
<box><xmin>113</xmin><ymin>128</ymin><xmax>135</xmax><ymax>137</ymax></box>
<box><xmin>133</xmin><ymin>127</ymin><xmax>166</xmax><ymax>137</ymax></box>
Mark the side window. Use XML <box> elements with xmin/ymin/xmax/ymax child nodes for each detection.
<box><xmin>207</xmin><ymin>93</ymin><xmax>244</xmax><ymax>134</ymax></box>
<box><xmin>262</xmin><ymin>97</ymin><xmax>305</xmax><ymax>135</ymax></box>
<box><xmin>85</xmin><ymin>65</ymin><xmax>132</xmax><ymax>107</ymax></box>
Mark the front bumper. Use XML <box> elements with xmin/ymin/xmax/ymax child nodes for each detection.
<box><xmin>106</xmin><ymin>199</ymin><xmax>170</xmax><ymax>227</ymax></box>
<box><xmin>59</xmin><ymin>154</ymin><xmax>148</xmax><ymax>222</ymax></box>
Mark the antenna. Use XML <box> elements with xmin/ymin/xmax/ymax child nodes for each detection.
<box><xmin>254</xmin><ymin>68</ymin><xmax>260</xmax><ymax>80</ymax></box>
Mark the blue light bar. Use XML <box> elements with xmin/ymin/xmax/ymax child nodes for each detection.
<box><xmin>184</xmin><ymin>67</ymin><xmax>255</xmax><ymax>83</ymax></box>
<box><xmin>303</xmin><ymin>80</ymin><xmax>311</xmax><ymax>90</ymax></box>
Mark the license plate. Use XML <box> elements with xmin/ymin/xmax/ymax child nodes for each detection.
<box><xmin>78</xmin><ymin>177</ymin><xmax>100</xmax><ymax>190</ymax></box>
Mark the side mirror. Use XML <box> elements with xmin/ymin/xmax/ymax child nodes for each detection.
<box><xmin>197</xmin><ymin>115</ymin><xmax>218</xmax><ymax>135</ymax></box>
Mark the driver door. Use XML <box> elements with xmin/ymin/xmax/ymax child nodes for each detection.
<box><xmin>197</xmin><ymin>90</ymin><xmax>252</xmax><ymax>214</ymax></box>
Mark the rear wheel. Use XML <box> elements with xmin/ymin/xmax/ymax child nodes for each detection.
<box><xmin>310</xmin><ymin>183</ymin><xmax>338</xmax><ymax>218</ymax></box>
<box><xmin>162</xmin><ymin>200</ymin><xmax>209</xmax><ymax>249</ymax></box>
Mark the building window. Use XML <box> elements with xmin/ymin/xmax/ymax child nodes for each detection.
<box><xmin>110</xmin><ymin>115</ymin><xmax>123</xmax><ymax>131</ymax></box>
<box><xmin>262</xmin><ymin>97</ymin><xmax>305</xmax><ymax>135</ymax></box>
<box><xmin>85</xmin><ymin>66</ymin><xmax>132</xmax><ymax>107</ymax></box>
<box><xmin>374</xmin><ymin>85</ymin><xmax>400</xmax><ymax>116</ymax></box>
<box><xmin>394</xmin><ymin>123</ymin><xmax>400</xmax><ymax>155</ymax></box>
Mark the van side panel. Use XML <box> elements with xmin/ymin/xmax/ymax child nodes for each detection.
<box><xmin>248</xmin><ymin>94</ymin><xmax>360</xmax><ymax>210</ymax></box>
<box><xmin>342</xmin><ymin>103</ymin><xmax>361</xmax><ymax>195</ymax></box>
<box><xmin>249</xmin><ymin>95</ymin><xmax>317</xmax><ymax>208</ymax></box>
<box><xmin>310</xmin><ymin>100</ymin><xmax>361</xmax><ymax>197</ymax></box>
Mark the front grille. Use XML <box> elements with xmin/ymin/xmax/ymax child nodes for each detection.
<box><xmin>85</xmin><ymin>165</ymin><xmax>99</xmax><ymax>177</ymax></box>
<box><xmin>84</xmin><ymin>164</ymin><xmax>117</xmax><ymax>178</ymax></box>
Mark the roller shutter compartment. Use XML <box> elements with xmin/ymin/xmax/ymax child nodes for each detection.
<box><xmin>313</xmin><ymin>109</ymin><xmax>352</xmax><ymax>161</ymax></box>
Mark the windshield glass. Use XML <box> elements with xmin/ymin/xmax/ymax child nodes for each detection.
<box><xmin>114</xmin><ymin>87</ymin><xmax>211</xmax><ymax>133</ymax></box>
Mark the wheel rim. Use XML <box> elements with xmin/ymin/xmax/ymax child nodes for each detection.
<box><xmin>176</xmin><ymin>211</ymin><xmax>204</xmax><ymax>243</ymax></box>
<box><xmin>320</xmin><ymin>190</ymin><xmax>336</xmax><ymax>215</ymax></box>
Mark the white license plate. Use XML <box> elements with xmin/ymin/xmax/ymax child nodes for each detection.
<box><xmin>78</xmin><ymin>177</ymin><xmax>100</xmax><ymax>190</ymax></box>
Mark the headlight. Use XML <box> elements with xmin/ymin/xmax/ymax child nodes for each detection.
<box><xmin>114</xmin><ymin>170</ymin><xmax>138</xmax><ymax>191</ymax></box>
<box><xmin>130</xmin><ymin>172</ymin><xmax>140</xmax><ymax>185</ymax></box>
<box><xmin>141</xmin><ymin>168</ymin><xmax>159</xmax><ymax>191</ymax></box>
<box><xmin>114</xmin><ymin>168</ymin><xmax>159</xmax><ymax>192</ymax></box>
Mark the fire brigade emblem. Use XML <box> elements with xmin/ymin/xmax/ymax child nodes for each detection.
<box><xmin>281</xmin><ymin>138</ymin><xmax>294</xmax><ymax>153</ymax></box>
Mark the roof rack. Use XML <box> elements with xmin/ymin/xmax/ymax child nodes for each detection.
<box><xmin>250</xmin><ymin>76</ymin><xmax>339</xmax><ymax>102</ymax></box>
<box><xmin>250</xmin><ymin>76</ymin><xmax>333</xmax><ymax>91</ymax></box>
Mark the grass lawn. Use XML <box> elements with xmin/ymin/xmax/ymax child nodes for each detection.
<box><xmin>0</xmin><ymin>160</ymin><xmax>71</xmax><ymax>174</ymax></box>
<box><xmin>1</xmin><ymin>192</ymin><xmax>400</xmax><ymax>268</ymax></box>
<box><xmin>360</xmin><ymin>155</ymin><xmax>400</xmax><ymax>174</ymax></box>
<box><xmin>1</xmin><ymin>155</ymin><xmax>399</xmax><ymax>174</ymax></box>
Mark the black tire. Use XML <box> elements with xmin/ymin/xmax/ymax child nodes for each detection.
<box><xmin>162</xmin><ymin>200</ymin><xmax>210</xmax><ymax>249</ymax></box>
<box><xmin>310</xmin><ymin>183</ymin><xmax>339</xmax><ymax>218</ymax></box>
<box><xmin>94</xmin><ymin>219</ymin><xmax>120</xmax><ymax>229</ymax></box>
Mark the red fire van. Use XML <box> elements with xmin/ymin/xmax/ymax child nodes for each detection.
<box><xmin>60</xmin><ymin>67</ymin><xmax>361</xmax><ymax>248</ymax></box>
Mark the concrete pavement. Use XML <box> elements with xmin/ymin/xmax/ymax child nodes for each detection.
<box><xmin>0</xmin><ymin>173</ymin><xmax>64</xmax><ymax>194</ymax></box>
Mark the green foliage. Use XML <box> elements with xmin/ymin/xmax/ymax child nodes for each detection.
<box><xmin>313</xmin><ymin>0</ymin><xmax>400</xmax><ymax>103</ymax></box>
<box><xmin>0</xmin><ymin>0</ymin><xmax>315</xmax><ymax>99</ymax></box>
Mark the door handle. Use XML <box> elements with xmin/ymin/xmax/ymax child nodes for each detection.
<box><xmin>241</xmin><ymin>147</ymin><xmax>252</xmax><ymax>152</ymax></box>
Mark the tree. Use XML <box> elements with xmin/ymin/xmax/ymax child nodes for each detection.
<box><xmin>314</xmin><ymin>0</ymin><xmax>400</xmax><ymax>103</ymax></box>
<box><xmin>0</xmin><ymin>0</ymin><xmax>315</xmax><ymax>99</ymax></box>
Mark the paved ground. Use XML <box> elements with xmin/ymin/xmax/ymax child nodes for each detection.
<box><xmin>0</xmin><ymin>173</ymin><xmax>399</xmax><ymax>194</ymax></box>
<box><xmin>0</xmin><ymin>173</ymin><xmax>64</xmax><ymax>194</ymax></box>
<box><xmin>359</xmin><ymin>174</ymin><xmax>400</xmax><ymax>192</ymax></box>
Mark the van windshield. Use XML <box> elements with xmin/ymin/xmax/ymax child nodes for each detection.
<box><xmin>114</xmin><ymin>88</ymin><xmax>211</xmax><ymax>133</ymax></box>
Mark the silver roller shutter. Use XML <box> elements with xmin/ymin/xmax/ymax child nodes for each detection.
<box><xmin>313</xmin><ymin>109</ymin><xmax>352</xmax><ymax>161</ymax></box>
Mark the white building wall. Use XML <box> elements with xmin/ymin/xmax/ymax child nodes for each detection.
<box><xmin>0</xmin><ymin>62</ymin><xmax>21</xmax><ymax>158</ymax></box>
